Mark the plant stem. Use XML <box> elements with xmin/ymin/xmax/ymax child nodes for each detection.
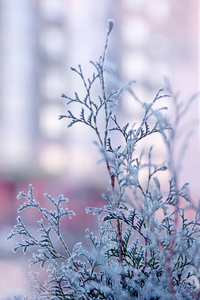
<box><xmin>105</xmin><ymin>157</ymin><xmax>126</xmax><ymax>286</ymax></box>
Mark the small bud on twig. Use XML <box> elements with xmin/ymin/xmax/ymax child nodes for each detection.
<box><xmin>107</xmin><ymin>19</ymin><xmax>114</xmax><ymax>35</ymax></box>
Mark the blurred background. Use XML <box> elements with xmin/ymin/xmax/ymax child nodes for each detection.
<box><xmin>0</xmin><ymin>0</ymin><xmax>200</xmax><ymax>298</ymax></box>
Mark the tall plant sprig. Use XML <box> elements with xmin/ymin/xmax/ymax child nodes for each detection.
<box><xmin>60</xmin><ymin>19</ymin><xmax>130</xmax><ymax>286</ymax></box>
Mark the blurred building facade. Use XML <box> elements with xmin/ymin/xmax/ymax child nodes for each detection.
<box><xmin>0</xmin><ymin>0</ymin><xmax>199</xmax><ymax>223</ymax></box>
<box><xmin>118</xmin><ymin>0</ymin><xmax>200</xmax><ymax>200</ymax></box>
<box><xmin>0</xmin><ymin>0</ymin><xmax>107</xmax><ymax>225</ymax></box>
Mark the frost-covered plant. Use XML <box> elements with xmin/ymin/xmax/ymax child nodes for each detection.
<box><xmin>8</xmin><ymin>20</ymin><xmax>200</xmax><ymax>299</ymax></box>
